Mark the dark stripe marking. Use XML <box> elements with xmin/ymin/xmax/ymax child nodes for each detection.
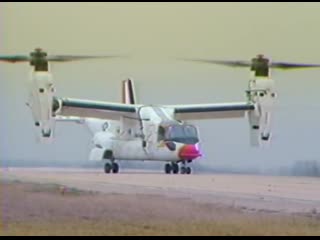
<box><xmin>62</xmin><ymin>100</ymin><xmax>136</xmax><ymax>113</ymax></box>
<box><xmin>175</xmin><ymin>104</ymin><xmax>254</xmax><ymax>114</ymax></box>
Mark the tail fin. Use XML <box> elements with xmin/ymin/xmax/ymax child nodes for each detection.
<box><xmin>122</xmin><ymin>78</ymin><xmax>136</xmax><ymax>105</ymax></box>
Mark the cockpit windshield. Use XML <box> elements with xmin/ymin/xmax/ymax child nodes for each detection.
<box><xmin>158</xmin><ymin>124</ymin><xmax>199</xmax><ymax>145</ymax></box>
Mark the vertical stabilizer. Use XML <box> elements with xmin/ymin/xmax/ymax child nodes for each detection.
<box><xmin>122</xmin><ymin>78</ymin><xmax>136</xmax><ymax>105</ymax></box>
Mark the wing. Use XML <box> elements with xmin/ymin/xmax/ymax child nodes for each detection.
<box><xmin>55</xmin><ymin>97</ymin><xmax>139</xmax><ymax>120</ymax></box>
<box><xmin>168</xmin><ymin>102</ymin><xmax>255</xmax><ymax>120</ymax></box>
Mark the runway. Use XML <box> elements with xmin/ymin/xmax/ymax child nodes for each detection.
<box><xmin>2</xmin><ymin>168</ymin><xmax>320</xmax><ymax>215</ymax></box>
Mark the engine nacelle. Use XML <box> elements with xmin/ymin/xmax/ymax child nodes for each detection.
<box><xmin>247</xmin><ymin>77</ymin><xmax>276</xmax><ymax>146</ymax></box>
<box><xmin>27</xmin><ymin>71</ymin><xmax>56</xmax><ymax>142</ymax></box>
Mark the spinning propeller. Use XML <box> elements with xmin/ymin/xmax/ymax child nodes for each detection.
<box><xmin>181</xmin><ymin>54</ymin><xmax>320</xmax><ymax>77</ymax></box>
<box><xmin>0</xmin><ymin>48</ymin><xmax>124</xmax><ymax>71</ymax></box>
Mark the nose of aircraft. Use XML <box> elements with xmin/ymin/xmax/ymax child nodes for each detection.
<box><xmin>178</xmin><ymin>144</ymin><xmax>202</xmax><ymax>160</ymax></box>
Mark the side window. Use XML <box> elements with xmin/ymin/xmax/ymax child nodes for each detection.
<box><xmin>158</xmin><ymin>126</ymin><xmax>165</xmax><ymax>142</ymax></box>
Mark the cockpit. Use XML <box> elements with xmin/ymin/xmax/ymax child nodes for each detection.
<box><xmin>158</xmin><ymin>123</ymin><xmax>199</xmax><ymax>145</ymax></box>
<box><xmin>251</xmin><ymin>54</ymin><xmax>270</xmax><ymax>77</ymax></box>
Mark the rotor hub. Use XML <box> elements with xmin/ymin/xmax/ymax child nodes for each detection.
<box><xmin>30</xmin><ymin>48</ymin><xmax>49</xmax><ymax>71</ymax></box>
<box><xmin>251</xmin><ymin>54</ymin><xmax>270</xmax><ymax>77</ymax></box>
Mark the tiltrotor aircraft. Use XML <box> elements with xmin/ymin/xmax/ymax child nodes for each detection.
<box><xmin>2</xmin><ymin>49</ymin><xmax>320</xmax><ymax>174</ymax></box>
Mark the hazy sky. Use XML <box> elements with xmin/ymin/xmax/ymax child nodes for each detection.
<box><xmin>1</xmin><ymin>2</ymin><xmax>320</xmax><ymax>171</ymax></box>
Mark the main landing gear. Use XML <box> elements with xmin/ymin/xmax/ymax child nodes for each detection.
<box><xmin>104</xmin><ymin>160</ymin><xmax>119</xmax><ymax>174</ymax></box>
<box><xmin>164</xmin><ymin>161</ymin><xmax>192</xmax><ymax>175</ymax></box>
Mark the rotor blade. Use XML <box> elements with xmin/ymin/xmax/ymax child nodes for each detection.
<box><xmin>183</xmin><ymin>58</ymin><xmax>320</xmax><ymax>70</ymax></box>
<box><xmin>181</xmin><ymin>58</ymin><xmax>251</xmax><ymax>67</ymax></box>
<box><xmin>271</xmin><ymin>62</ymin><xmax>320</xmax><ymax>70</ymax></box>
<box><xmin>47</xmin><ymin>55</ymin><xmax>125</xmax><ymax>62</ymax></box>
<box><xmin>0</xmin><ymin>55</ymin><xmax>30</xmax><ymax>63</ymax></box>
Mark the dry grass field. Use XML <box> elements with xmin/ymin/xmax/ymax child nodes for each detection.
<box><xmin>1</xmin><ymin>180</ymin><xmax>320</xmax><ymax>236</ymax></box>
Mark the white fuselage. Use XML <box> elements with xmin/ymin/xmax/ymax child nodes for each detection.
<box><xmin>27</xmin><ymin>72</ymin><xmax>202</xmax><ymax>163</ymax></box>
<box><xmin>88</xmin><ymin>106</ymin><xmax>201</xmax><ymax>163</ymax></box>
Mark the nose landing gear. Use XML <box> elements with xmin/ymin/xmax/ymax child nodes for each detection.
<box><xmin>164</xmin><ymin>161</ymin><xmax>192</xmax><ymax>175</ymax></box>
<box><xmin>180</xmin><ymin>166</ymin><xmax>192</xmax><ymax>175</ymax></box>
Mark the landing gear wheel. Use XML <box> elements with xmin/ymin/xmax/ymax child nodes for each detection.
<box><xmin>42</xmin><ymin>129</ymin><xmax>51</xmax><ymax>138</ymax></box>
<box><xmin>180</xmin><ymin>166</ymin><xmax>186</xmax><ymax>175</ymax></box>
<box><xmin>186</xmin><ymin>167</ymin><xmax>192</xmax><ymax>175</ymax></box>
<box><xmin>165</xmin><ymin>163</ymin><xmax>172</xmax><ymax>174</ymax></box>
<box><xmin>104</xmin><ymin>163</ymin><xmax>112</xmax><ymax>174</ymax></box>
<box><xmin>261</xmin><ymin>133</ymin><xmax>270</xmax><ymax>141</ymax></box>
<box><xmin>171</xmin><ymin>163</ymin><xmax>179</xmax><ymax>174</ymax></box>
<box><xmin>112</xmin><ymin>162</ymin><xmax>119</xmax><ymax>174</ymax></box>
